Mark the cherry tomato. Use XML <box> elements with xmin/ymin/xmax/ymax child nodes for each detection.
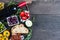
<box><xmin>20</xmin><ymin>12</ymin><xmax>25</xmax><ymax>17</ymax></box>
<box><xmin>25</xmin><ymin>13</ymin><xmax>30</xmax><ymax>18</ymax></box>
<box><xmin>22</xmin><ymin>16</ymin><xmax>27</xmax><ymax>20</ymax></box>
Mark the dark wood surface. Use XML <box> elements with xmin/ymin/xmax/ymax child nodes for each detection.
<box><xmin>31</xmin><ymin>14</ymin><xmax>60</xmax><ymax>40</ymax></box>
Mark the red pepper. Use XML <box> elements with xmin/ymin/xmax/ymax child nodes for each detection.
<box><xmin>18</xmin><ymin>1</ymin><xmax>26</xmax><ymax>8</ymax></box>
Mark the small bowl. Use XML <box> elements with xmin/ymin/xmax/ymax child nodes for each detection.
<box><xmin>7</xmin><ymin>15</ymin><xmax>19</xmax><ymax>26</ymax></box>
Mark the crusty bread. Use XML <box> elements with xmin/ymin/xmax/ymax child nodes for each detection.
<box><xmin>11</xmin><ymin>24</ymin><xmax>29</xmax><ymax>34</ymax></box>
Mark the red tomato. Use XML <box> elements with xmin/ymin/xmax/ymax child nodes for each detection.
<box><xmin>20</xmin><ymin>12</ymin><xmax>25</xmax><ymax>17</ymax></box>
<box><xmin>25</xmin><ymin>13</ymin><xmax>30</xmax><ymax>18</ymax></box>
<box><xmin>22</xmin><ymin>16</ymin><xmax>27</xmax><ymax>20</ymax></box>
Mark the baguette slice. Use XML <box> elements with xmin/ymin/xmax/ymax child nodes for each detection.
<box><xmin>11</xmin><ymin>24</ymin><xmax>29</xmax><ymax>34</ymax></box>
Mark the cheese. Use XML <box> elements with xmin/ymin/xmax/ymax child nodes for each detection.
<box><xmin>25</xmin><ymin>20</ymin><xmax>32</xmax><ymax>27</ymax></box>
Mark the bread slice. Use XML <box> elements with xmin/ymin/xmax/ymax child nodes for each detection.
<box><xmin>11</xmin><ymin>24</ymin><xmax>29</xmax><ymax>34</ymax></box>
